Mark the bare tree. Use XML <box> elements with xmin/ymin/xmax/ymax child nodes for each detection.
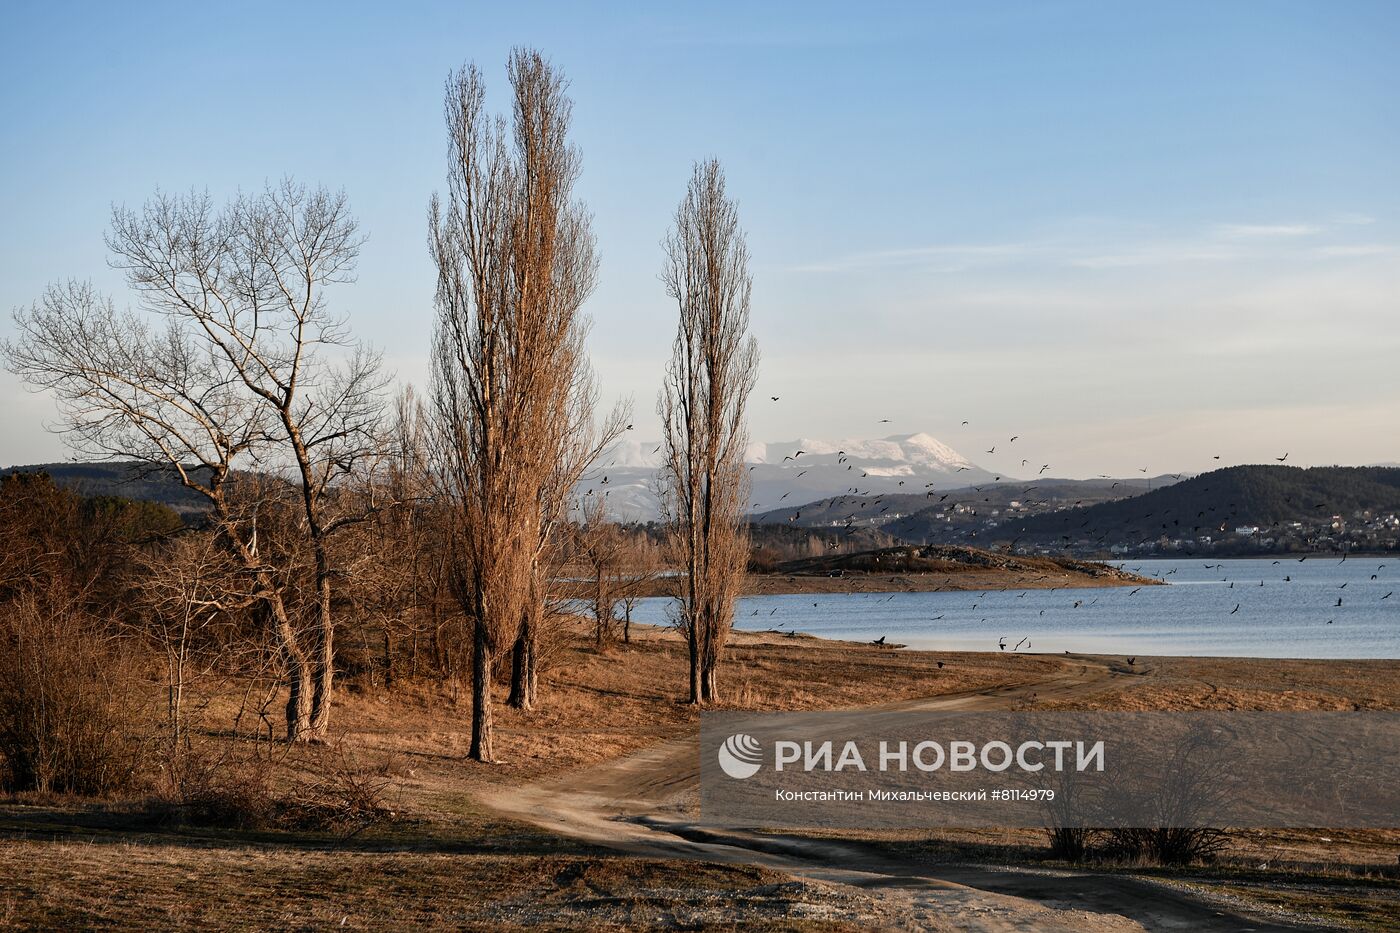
<box><xmin>572</xmin><ymin>495</ymin><xmax>626</xmax><ymax>646</ymax></box>
<box><xmin>133</xmin><ymin>533</ymin><xmax>239</xmax><ymax>759</ymax></box>
<box><xmin>617</xmin><ymin>531</ymin><xmax>663</xmax><ymax>644</ymax></box>
<box><xmin>570</xmin><ymin>504</ymin><xmax>662</xmax><ymax>647</ymax></box>
<box><xmin>658</xmin><ymin>160</ymin><xmax>760</xmax><ymax>704</ymax></box>
<box><xmin>430</xmin><ymin>50</ymin><xmax>622</xmax><ymax>761</ymax></box>
<box><xmin>512</xmin><ymin>375</ymin><xmax>626</xmax><ymax>708</ymax></box>
<box><xmin>348</xmin><ymin>386</ymin><xmax>453</xmax><ymax>688</ymax></box>
<box><xmin>3</xmin><ymin>282</ymin><xmax>307</xmax><ymax>731</ymax></box>
<box><xmin>5</xmin><ymin>182</ymin><xmax>385</xmax><ymax>742</ymax></box>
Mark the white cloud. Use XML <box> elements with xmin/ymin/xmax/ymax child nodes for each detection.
<box><xmin>1313</xmin><ymin>244</ymin><xmax>1398</xmax><ymax>258</ymax></box>
<box><xmin>1213</xmin><ymin>223</ymin><xmax>1322</xmax><ymax>239</ymax></box>
<box><xmin>794</xmin><ymin>216</ymin><xmax>1366</xmax><ymax>275</ymax></box>
<box><xmin>1068</xmin><ymin>243</ymin><xmax>1240</xmax><ymax>269</ymax></box>
<box><xmin>789</xmin><ymin>241</ymin><xmax>1043</xmax><ymax>274</ymax></box>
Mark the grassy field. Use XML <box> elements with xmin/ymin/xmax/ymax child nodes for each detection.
<box><xmin>3</xmin><ymin>622</ymin><xmax>1398</xmax><ymax>929</ymax></box>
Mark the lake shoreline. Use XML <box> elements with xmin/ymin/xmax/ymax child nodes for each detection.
<box><xmin>741</xmin><ymin>566</ymin><xmax>1154</xmax><ymax>595</ymax></box>
<box><xmin>624</xmin><ymin>555</ymin><xmax>1400</xmax><ymax>660</ymax></box>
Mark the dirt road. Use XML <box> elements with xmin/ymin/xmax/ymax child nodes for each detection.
<box><xmin>481</xmin><ymin>656</ymin><xmax>1321</xmax><ymax>931</ymax></box>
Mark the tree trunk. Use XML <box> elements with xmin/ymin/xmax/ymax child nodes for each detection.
<box><xmin>688</xmin><ymin>623</ymin><xmax>702</xmax><ymax>704</ymax></box>
<box><xmin>382</xmin><ymin>628</ymin><xmax>394</xmax><ymax>690</ymax></box>
<box><xmin>468</xmin><ymin>619</ymin><xmax>495</xmax><ymax>761</ymax></box>
<box><xmin>284</xmin><ymin>649</ymin><xmax>314</xmax><ymax>742</ymax></box>
<box><xmin>307</xmin><ymin>570</ymin><xmax>334</xmax><ymax>740</ymax></box>
<box><xmin>507</xmin><ymin>613</ymin><xmax>537</xmax><ymax>711</ymax></box>
<box><xmin>701</xmin><ymin>657</ymin><xmax>718</xmax><ymax>704</ymax></box>
<box><xmin>223</xmin><ymin>526</ymin><xmax>314</xmax><ymax>742</ymax></box>
<box><xmin>594</xmin><ymin>578</ymin><xmax>605</xmax><ymax>647</ymax></box>
<box><xmin>258</xmin><ymin>593</ymin><xmax>312</xmax><ymax>742</ymax></box>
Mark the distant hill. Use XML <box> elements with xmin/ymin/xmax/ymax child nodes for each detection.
<box><xmin>0</xmin><ymin>462</ymin><xmax>213</xmax><ymax>517</ymax></box>
<box><xmin>752</xmin><ymin>475</ymin><xmax>1181</xmax><ymax>544</ymax></box>
<box><xmin>992</xmin><ymin>465</ymin><xmax>1400</xmax><ymax>552</ymax></box>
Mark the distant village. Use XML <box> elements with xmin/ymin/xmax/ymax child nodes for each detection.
<box><xmin>828</xmin><ymin>499</ymin><xmax>1400</xmax><ymax>558</ymax></box>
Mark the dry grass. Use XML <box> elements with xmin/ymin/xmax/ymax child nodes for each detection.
<box><xmin>1036</xmin><ymin>655</ymin><xmax>1400</xmax><ymax>712</ymax></box>
<box><xmin>4</xmin><ymin>624</ymin><xmax>1400</xmax><ymax>929</ymax></box>
<box><xmin>0</xmin><ymin>830</ymin><xmax>883</xmax><ymax>930</ymax></box>
<box><xmin>334</xmin><ymin>622</ymin><xmax>1066</xmax><ymax>804</ymax></box>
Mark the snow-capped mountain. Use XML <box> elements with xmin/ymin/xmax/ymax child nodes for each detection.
<box><xmin>577</xmin><ymin>432</ymin><xmax>999</xmax><ymax>521</ymax></box>
<box><xmin>745</xmin><ymin>433</ymin><xmax>979</xmax><ymax>475</ymax></box>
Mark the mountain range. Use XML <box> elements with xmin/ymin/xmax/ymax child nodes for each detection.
<box><xmin>580</xmin><ymin>432</ymin><xmax>1000</xmax><ymax>520</ymax></box>
<box><xmin>7</xmin><ymin>454</ymin><xmax>1397</xmax><ymax>557</ymax></box>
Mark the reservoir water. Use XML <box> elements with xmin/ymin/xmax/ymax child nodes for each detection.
<box><xmin>624</xmin><ymin>557</ymin><xmax>1400</xmax><ymax>659</ymax></box>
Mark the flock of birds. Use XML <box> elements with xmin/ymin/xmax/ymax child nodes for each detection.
<box><xmin>756</xmin><ymin>553</ymin><xmax>1396</xmax><ymax>659</ymax></box>
<box><xmin>596</xmin><ymin>407</ymin><xmax>1392</xmax><ymax>658</ymax></box>
<box><xmin>738</xmin><ymin>409</ymin><xmax>1392</xmax><ymax>656</ymax></box>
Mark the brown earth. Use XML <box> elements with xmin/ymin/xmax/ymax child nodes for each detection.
<box><xmin>2</xmin><ymin>623</ymin><xmax>1397</xmax><ymax>930</ymax></box>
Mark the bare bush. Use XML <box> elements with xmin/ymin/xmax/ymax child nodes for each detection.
<box><xmin>1099</xmin><ymin>725</ymin><xmax>1235</xmax><ymax>865</ymax></box>
<box><xmin>1045</xmin><ymin>827</ymin><xmax>1098</xmax><ymax>862</ymax></box>
<box><xmin>573</xmin><ymin>495</ymin><xmax>627</xmax><ymax>646</ymax></box>
<box><xmin>148</xmin><ymin>739</ymin><xmax>394</xmax><ymax>837</ymax></box>
<box><xmin>0</xmin><ymin>589</ymin><xmax>148</xmax><ymax>795</ymax></box>
<box><xmin>149</xmin><ymin>746</ymin><xmax>278</xmax><ymax>830</ymax></box>
<box><xmin>617</xmin><ymin>532</ymin><xmax>663</xmax><ymax>644</ymax></box>
<box><xmin>1105</xmin><ymin>827</ymin><xmax>1229</xmax><ymax>866</ymax></box>
<box><xmin>132</xmin><ymin>533</ymin><xmax>245</xmax><ymax>757</ymax></box>
<box><xmin>280</xmin><ymin>744</ymin><xmax>396</xmax><ymax>836</ymax></box>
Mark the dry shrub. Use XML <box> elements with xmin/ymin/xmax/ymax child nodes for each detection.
<box><xmin>1105</xmin><ymin>827</ymin><xmax>1229</xmax><ymax>866</ymax></box>
<box><xmin>1045</xmin><ymin>827</ymin><xmax>1097</xmax><ymax>862</ymax></box>
<box><xmin>147</xmin><ymin>741</ymin><xmax>395</xmax><ymax>837</ymax></box>
<box><xmin>280</xmin><ymin>744</ymin><xmax>396</xmax><ymax>836</ymax></box>
<box><xmin>149</xmin><ymin>745</ymin><xmax>278</xmax><ymax>830</ymax></box>
<box><xmin>0</xmin><ymin>591</ymin><xmax>147</xmax><ymax>795</ymax></box>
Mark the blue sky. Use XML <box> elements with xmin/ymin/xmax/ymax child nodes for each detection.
<box><xmin>2</xmin><ymin>1</ymin><xmax>1397</xmax><ymax>477</ymax></box>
